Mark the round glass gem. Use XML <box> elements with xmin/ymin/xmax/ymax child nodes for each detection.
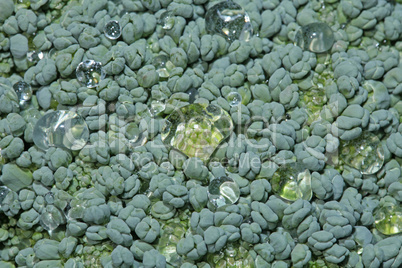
<box><xmin>295</xmin><ymin>22</ymin><xmax>335</xmax><ymax>53</ymax></box>
<box><xmin>159</xmin><ymin>11</ymin><xmax>175</xmax><ymax>30</ymax></box>
<box><xmin>104</xmin><ymin>20</ymin><xmax>122</xmax><ymax>40</ymax></box>
<box><xmin>150</xmin><ymin>100</ymin><xmax>166</xmax><ymax>116</ymax></box>
<box><xmin>226</xmin><ymin>91</ymin><xmax>242</xmax><ymax>107</ymax></box>
<box><xmin>76</xmin><ymin>60</ymin><xmax>105</xmax><ymax>88</ymax></box>
<box><xmin>33</xmin><ymin>110</ymin><xmax>90</xmax><ymax>151</ymax></box>
<box><xmin>271</xmin><ymin>162</ymin><xmax>312</xmax><ymax>202</ymax></box>
<box><xmin>27</xmin><ymin>50</ymin><xmax>44</xmax><ymax>63</ymax></box>
<box><xmin>45</xmin><ymin>192</ymin><xmax>55</xmax><ymax>204</ymax></box>
<box><xmin>13</xmin><ymin>81</ymin><xmax>33</xmax><ymax>107</ymax></box>
<box><xmin>152</xmin><ymin>55</ymin><xmax>170</xmax><ymax>78</ymax></box>
<box><xmin>208</xmin><ymin>176</ymin><xmax>240</xmax><ymax>208</ymax></box>
<box><xmin>161</xmin><ymin>103</ymin><xmax>233</xmax><ymax>162</ymax></box>
<box><xmin>205</xmin><ymin>0</ymin><xmax>253</xmax><ymax>42</ymax></box>
<box><xmin>374</xmin><ymin>204</ymin><xmax>402</xmax><ymax>235</ymax></box>
<box><xmin>339</xmin><ymin>131</ymin><xmax>384</xmax><ymax>175</ymax></box>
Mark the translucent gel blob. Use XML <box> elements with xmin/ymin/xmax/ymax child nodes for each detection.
<box><xmin>295</xmin><ymin>22</ymin><xmax>335</xmax><ymax>53</ymax></box>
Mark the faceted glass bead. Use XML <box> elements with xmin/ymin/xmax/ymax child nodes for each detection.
<box><xmin>205</xmin><ymin>1</ymin><xmax>253</xmax><ymax>42</ymax></box>
<box><xmin>271</xmin><ymin>162</ymin><xmax>312</xmax><ymax>202</ymax></box>
<box><xmin>339</xmin><ymin>131</ymin><xmax>384</xmax><ymax>175</ymax></box>
<box><xmin>13</xmin><ymin>81</ymin><xmax>33</xmax><ymax>107</ymax></box>
<box><xmin>159</xmin><ymin>11</ymin><xmax>175</xmax><ymax>30</ymax></box>
<box><xmin>104</xmin><ymin>20</ymin><xmax>122</xmax><ymax>40</ymax></box>
<box><xmin>76</xmin><ymin>60</ymin><xmax>105</xmax><ymax>88</ymax></box>
<box><xmin>33</xmin><ymin>110</ymin><xmax>89</xmax><ymax>151</ymax></box>
<box><xmin>40</xmin><ymin>206</ymin><xmax>65</xmax><ymax>232</ymax></box>
<box><xmin>161</xmin><ymin>103</ymin><xmax>233</xmax><ymax>162</ymax></box>
<box><xmin>0</xmin><ymin>186</ymin><xmax>10</xmax><ymax>205</ymax></box>
<box><xmin>374</xmin><ymin>204</ymin><xmax>402</xmax><ymax>235</ymax></box>
<box><xmin>295</xmin><ymin>22</ymin><xmax>334</xmax><ymax>53</ymax></box>
<box><xmin>226</xmin><ymin>92</ymin><xmax>242</xmax><ymax>107</ymax></box>
<box><xmin>208</xmin><ymin>176</ymin><xmax>240</xmax><ymax>208</ymax></box>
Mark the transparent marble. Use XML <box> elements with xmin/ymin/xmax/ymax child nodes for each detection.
<box><xmin>76</xmin><ymin>60</ymin><xmax>105</xmax><ymax>88</ymax></box>
<box><xmin>159</xmin><ymin>11</ymin><xmax>175</xmax><ymax>30</ymax></box>
<box><xmin>205</xmin><ymin>1</ymin><xmax>253</xmax><ymax>41</ymax></box>
<box><xmin>13</xmin><ymin>81</ymin><xmax>33</xmax><ymax>107</ymax></box>
<box><xmin>374</xmin><ymin>204</ymin><xmax>402</xmax><ymax>235</ymax></box>
<box><xmin>104</xmin><ymin>20</ymin><xmax>122</xmax><ymax>40</ymax></box>
<box><xmin>295</xmin><ymin>22</ymin><xmax>334</xmax><ymax>53</ymax></box>
<box><xmin>0</xmin><ymin>186</ymin><xmax>10</xmax><ymax>205</ymax></box>
<box><xmin>161</xmin><ymin>103</ymin><xmax>233</xmax><ymax>162</ymax></box>
<box><xmin>339</xmin><ymin>131</ymin><xmax>384</xmax><ymax>175</ymax></box>
<box><xmin>271</xmin><ymin>162</ymin><xmax>312</xmax><ymax>202</ymax></box>
<box><xmin>27</xmin><ymin>50</ymin><xmax>44</xmax><ymax>63</ymax></box>
<box><xmin>208</xmin><ymin>176</ymin><xmax>240</xmax><ymax>208</ymax></box>
<box><xmin>33</xmin><ymin>110</ymin><xmax>89</xmax><ymax>151</ymax></box>
<box><xmin>152</xmin><ymin>55</ymin><xmax>170</xmax><ymax>78</ymax></box>
<box><xmin>226</xmin><ymin>92</ymin><xmax>242</xmax><ymax>107</ymax></box>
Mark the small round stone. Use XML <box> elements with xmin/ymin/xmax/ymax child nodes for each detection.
<box><xmin>159</xmin><ymin>11</ymin><xmax>175</xmax><ymax>30</ymax></box>
<box><xmin>104</xmin><ymin>20</ymin><xmax>121</xmax><ymax>40</ymax></box>
<box><xmin>208</xmin><ymin>176</ymin><xmax>240</xmax><ymax>208</ymax></box>
<box><xmin>205</xmin><ymin>0</ymin><xmax>253</xmax><ymax>41</ymax></box>
<box><xmin>295</xmin><ymin>22</ymin><xmax>334</xmax><ymax>53</ymax></box>
<box><xmin>76</xmin><ymin>60</ymin><xmax>105</xmax><ymax>88</ymax></box>
<box><xmin>33</xmin><ymin>110</ymin><xmax>89</xmax><ymax>151</ymax></box>
<box><xmin>226</xmin><ymin>92</ymin><xmax>242</xmax><ymax>107</ymax></box>
<box><xmin>339</xmin><ymin>131</ymin><xmax>384</xmax><ymax>175</ymax></box>
<box><xmin>13</xmin><ymin>81</ymin><xmax>33</xmax><ymax>107</ymax></box>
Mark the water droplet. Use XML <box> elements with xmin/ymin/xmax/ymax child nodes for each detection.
<box><xmin>0</xmin><ymin>186</ymin><xmax>11</xmax><ymax>205</ymax></box>
<box><xmin>161</xmin><ymin>104</ymin><xmax>233</xmax><ymax>162</ymax></box>
<box><xmin>76</xmin><ymin>60</ymin><xmax>105</xmax><ymax>88</ymax></box>
<box><xmin>374</xmin><ymin>204</ymin><xmax>402</xmax><ymax>235</ymax></box>
<box><xmin>205</xmin><ymin>1</ymin><xmax>253</xmax><ymax>41</ymax></box>
<box><xmin>186</xmin><ymin>88</ymin><xmax>199</xmax><ymax>103</ymax></box>
<box><xmin>33</xmin><ymin>110</ymin><xmax>90</xmax><ymax>151</ymax></box>
<box><xmin>150</xmin><ymin>100</ymin><xmax>166</xmax><ymax>116</ymax></box>
<box><xmin>339</xmin><ymin>131</ymin><xmax>384</xmax><ymax>175</ymax></box>
<box><xmin>40</xmin><ymin>205</ymin><xmax>65</xmax><ymax>232</ymax></box>
<box><xmin>271</xmin><ymin>162</ymin><xmax>312</xmax><ymax>202</ymax></box>
<box><xmin>159</xmin><ymin>11</ymin><xmax>175</xmax><ymax>30</ymax></box>
<box><xmin>13</xmin><ymin>81</ymin><xmax>33</xmax><ymax>107</ymax></box>
<box><xmin>152</xmin><ymin>55</ymin><xmax>170</xmax><ymax>78</ymax></box>
<box><xmin>104</xmin><ymin>20</ymin><xmax>122</xmax><ymax>40</ymax></box>
<box><xmin>27</xmin><ymin>51</ymin><xmax>44</xmax><ymax>63</ymax></box>
<box><xmin>295</xmin><ymin>22</ymin><xmax>334</xmax><ymax>53</ymax></box>
<box><xmin>226</xmin><ymin>92</ymin><xmax>242</xmax><ymax>107</ymax></box>
<box><xmin>208</xmin><ymin>176</ymin><xmax>240</xmax><ymax>208</ymax></box>
<box><xmin>45</xmin><ymin>192</ymin><xmax>55</xmax><ymax>204</ymax></box>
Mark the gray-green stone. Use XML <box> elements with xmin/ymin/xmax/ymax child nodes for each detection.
<box><xmin>0</xmin><ymin>164</ymin><xmax>33</xmax><ymax>192</ymax></box>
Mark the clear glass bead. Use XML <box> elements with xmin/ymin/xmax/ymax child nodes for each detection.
<box><xmin>186</xmin><ymin>88</ymin><xmax>199</xmax><ymax>104</ymax></box>
<box><xmin>157</xmin><ymin>221</ymin><xmax>186</xmax><ymax>266</ymax></box>
<box><xmin>271</xmin><ymin>162</ymin><xmax>312</xmax><ymax>202</ymax></box>
<box><xmin>76</xmin><ymin>60</ymin><xmax>105</xmax><ymax>88</ymax></box>
<box><xmin>13</xmin><ymin>81</ymin><xmax>33</xmax><ymax>107</ymax></box>
<box><xmin>0</xmin><ymin>185</ymin><xmax>11</xmax><ymax>205</ymax></box>
<box><xmin>208</xmin><ymin>176</ymin><xmax>240</xmax><ymax>208</ymax></box>
<box><xmin>150</xmin><ymin>100</ymin><xmax>166</xmax><ymax>116</ymax></box>
<box><xmin>33</xmin><ymin>110</ymin><xmax>89</xmax><ymax>151</ymax></box>
<box><xmin>374</xmin><ymin>204</ymin><xmax>402</xmax><ymax>235</ymax></box>
<box><xmin>339</xmin><ymin>131</ymin><xmax>384</xmax><ymax>175</ymax></box>
<box><xmin>40</xmin><ymin>205</ymin><xmax>65</xmax><ymax>232</ymax></box>
<box><xmin>159</xmin><ymin>11</ymin><xmax>175</xmax><ymax>30</ymax></box>
<box><xmin>226</xmin><ymin>92</ymin><xmax>242</xmax><ymax>107</ymax></box>
<box><xmin>295</xmin><ymin>22</ymin><xmax>335</xmax><ymax>53</ymax></box>
<box><xmin>161</xmin><ymin>103</ymin><xmax>233</xmax><ymax>162</ymax></box>
<box><xmin>205</xmin><ymin>1</ymin><xmax>253</xmax><ymax>42</ymax></box>
<box><xmin>27</xmin><ymin>50</ymin><xmax>44</xmax><ymax>63</ymax></box>
<box><xmin>104</xmin><ymin>20</ymin><xmax>122</xmax><ymax>40</ymax></box>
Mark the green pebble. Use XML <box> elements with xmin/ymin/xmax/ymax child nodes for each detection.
<box><xmin>0</xmin><ymin>164</ymin><xmax>33</xmax><ymax>192</ymax></box>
